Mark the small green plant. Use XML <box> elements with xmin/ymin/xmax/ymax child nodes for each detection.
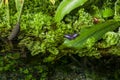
<box><xmin>0</xmin><ymin>0</ymin><xmax>120</xmax><ymax>79</ymax></box>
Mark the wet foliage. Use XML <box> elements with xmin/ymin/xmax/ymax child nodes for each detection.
<box><xmin>0</xmin><ymin>0</ymin><xmax>120</xmax><ymax>79</ymax></box>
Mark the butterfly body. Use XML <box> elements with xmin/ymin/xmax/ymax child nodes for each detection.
<box><xmin>64</xmin><ymin>34</ymin><xmax>78</xmax><ymax>40</ymax></box>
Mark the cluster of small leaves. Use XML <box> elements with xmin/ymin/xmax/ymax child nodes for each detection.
<box><xmin>1</xmin><ymin>0</ymin><xmax>120</xmax><ymax>79</ymax></box>
<box><xmin>99</xmin><ymin>31</ymin><xmax>120</xmax><ymax>48</ymax></box>
<box><xmin>77</xmin><ymin>48</ymin><xmax>101</xmax><ymax>58</ymax></box>
<box><xmin>97</xmin><ymin>27</ymin><xmax>120</xmax><ymax>56</ymax></box>
<box><xmin>0</xmin><ymin>54</ymin><xmax>48</xmax><ymax>79</ymax></box>
<box><xmin>101</xmin><ymin>0</ymin><xmax>115</xmax><ymax>18</ymax></box>
<box><xmin>1</xmin><ymin>0</ymin><xmax>120</xmax><ymax>62</ymax></box>
<box><xmin>18</xmin><ymin>12</ymin><xmax>80</xmax><ymax>62</ymax></box>
<box><xmin>22</xmin><ymin>0</ymin><xmax>60</xmax><ymax>15</ymax></box>
<box><xmin>0</xmin><ymin>5</ymin><xmax>9</xmax><ymax>27</ymax></box>
<box><xmin>18</xmin><ymin>0</ymin><xmax>120</xmax><ymax>60</ymax></box>
<box><xmin>76</xmin><ymin>8</ymin><xmax>93</xmax><ymax>26</ymax></box>
<box><xmin>74</xmin><ymin>26</ymin><xmax>120</xmax><ymax>58</ymax></box>
<box><xmin>0</xmin><ymin>54</ymin><xmax>18</xmax><ymax>72</ymax></box>
<box><xmin>18</xmin><ymin>7</ymin><xmax>100</xmax><ymax>61</ymax></box>
<box><xmin>72</xmin><ymin>8</ymin><xmax>93</xmax><ymax>33</ymax></box>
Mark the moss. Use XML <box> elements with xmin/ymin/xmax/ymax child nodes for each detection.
<box><xmin>0</xmin><ymin>0</ymin><xmax>120</xmax><ymax>80</ymax></box>
<box><xmin>0</xmin><ymin>0</ymin><xmax>120</xmax><ymax>62</ymax></box>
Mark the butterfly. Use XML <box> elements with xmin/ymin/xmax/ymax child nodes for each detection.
<box><xmin>64</xmin><ymin>33</ymin><xmax>79</xmax><ymax>40</ymax></box>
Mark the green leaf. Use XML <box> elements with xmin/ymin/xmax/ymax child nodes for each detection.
<box><xmin>15</xmin><ymin>0</ymin><xmax>24</xmax><ymax>21</ymax></box>
<box><xmin>102</xmin><ymin>8</ymin><xmax>114</xmax><ymax>18</ymax></box>
<box><xmin>4</xmin><ymin>0</ymin><xmax>10</xmax><ymax>26</ymax></box>
<box><xmin>0</xmin><ymin>0</ymin><xmax>3</xmax><ymax>8</ymax></box>
<box><xmin>114</xmin><ymin>0</ymin><xmax>120</xmax><ymax>21</ymax></box>
<box><xmin>15</xmin><ymin>0</ymin><xmax>24</xmax><ymax>11</ymax></box>
<box><xmin>55</xmin><ymin>0</ymin><xmax>88</xmax><ymax>22</ymax></box>
<box><xmin>62</xmin><ymin>20</ymin><xmax>120</xmax><ymax>49</ymax></box>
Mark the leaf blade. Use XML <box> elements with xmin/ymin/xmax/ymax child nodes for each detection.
<box><xmin>55</xmin><ymin>0</ymin><xmax>88</xmax><ymax>22</ymax></box>
<box><xmin>62</xmin><ymin>20</ymin><xmax>120</xmax><ymax>49</ymax></box>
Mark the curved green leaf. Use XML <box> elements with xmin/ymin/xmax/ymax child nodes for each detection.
<box><xmin>0</xmin><ymin>0</ymin><xmax>3</xmax><ymax>8</ymax></box>
<box><xmin>102</xmin><ymin>8</ymin><xmax>114</xmax><ymax>18</ymax></box>
<box><xmin>55</xmin><ymin>0</ymin><xmax>88</xmax><ymax>22</ymax></box>
<box><xmin>62</xmin><ymin>20</ymin><xmax>120</xmax><ymax>49</ymax></box>
<box><xmin>15</xmin><ymin>0</ymin><xmax>24</xmax><ymax>21</ymax></box>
